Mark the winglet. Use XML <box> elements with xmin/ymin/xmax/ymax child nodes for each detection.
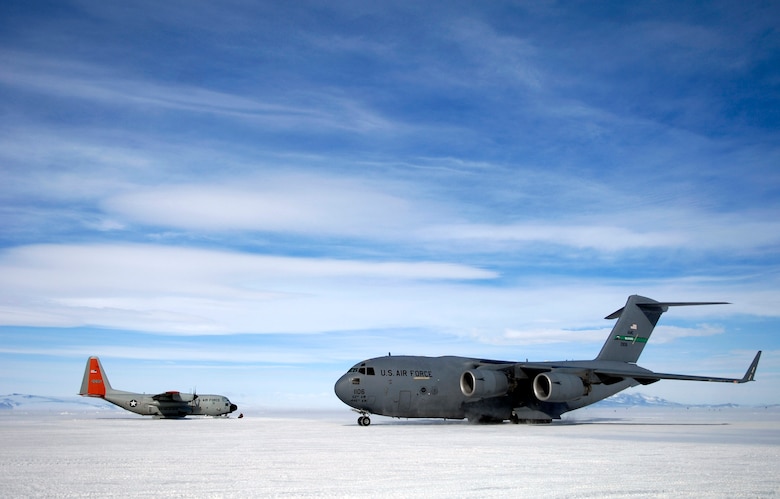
<box><xmin>739</xmin><ymin>351</ymin><xmax>762</xmax><ymax>383</ymax></box>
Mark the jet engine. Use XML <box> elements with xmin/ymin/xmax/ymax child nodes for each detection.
<box><xmin>533</xmin><ymin>372</ymin><xmax>588</xmax><ymax>402</ymax></box>
<box><xmin>460</xmin><ymin>369</ymin><xmax>509</xmax><ymax>399</ymax></box>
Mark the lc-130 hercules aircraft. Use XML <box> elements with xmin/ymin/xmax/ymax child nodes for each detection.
<box><xmin>334</xmin><ymin>295</ymin><xmax>761</xmax><ymax>425</ymax></box>
<box><xmin>80</xmin><ymin>356</ymin><xmax>238</xmax><ymax>418</ymax></box>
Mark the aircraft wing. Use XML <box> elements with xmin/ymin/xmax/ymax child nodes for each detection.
<box><xmin>509</xmin><ymin>351</ymin><xmax>761</xmax><ymax>385</ymax></box>
<box><xmin>152</xmin><ymin>391</ymin><xmax>197</xmax><ymax>402</ymax></box>
<box><xmin>594</xmin><ymin>350</ymin><xmax>761</xmax><ymax>385</ymax></box>
<box><xmin>150</xmin><ymin>391</ymin><xmax>196</xmax><ymax>417</ymax></box>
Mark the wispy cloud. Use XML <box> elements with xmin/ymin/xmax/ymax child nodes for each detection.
<box><xmin>0</xmin><ymin>50</ymin><xmax>400</xmax><ymax>134</ymax></box>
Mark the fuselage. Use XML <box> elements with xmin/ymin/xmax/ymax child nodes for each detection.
<box><xmin>104</xmin><ymin>390</ymin><xmax>238</xmax><ymax>418</ymax></box>
<box><xmin>334</xmin><ymin>355</ymin><xmax>637</xmax><ymax>422</ymax></box>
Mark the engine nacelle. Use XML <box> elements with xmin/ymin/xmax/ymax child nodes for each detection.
<box><xmin>533</xmin><ymin>372</ymin><xmax>587</xmax><ymax>402</ymax></box>
<box><xmin>460</xmin><ymin>369</ymin><xmax>509</xmax><ymax>399</ymax></box>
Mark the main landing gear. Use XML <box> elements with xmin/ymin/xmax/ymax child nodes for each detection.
<box><xmin>353</xmin><ymin>409</ymin><xmax>371</xmax><ymax>426</ymax></box>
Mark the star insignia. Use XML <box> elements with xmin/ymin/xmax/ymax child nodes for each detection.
<box><xmin>129</xmin><ymin>399</ymin><xmax>138</xmax><ymax>407</ymax></box>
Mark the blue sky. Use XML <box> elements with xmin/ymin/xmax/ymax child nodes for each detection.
<box><xmin>1</xmin><ymin>1</ymin><xmax>778</xmax><ymax>409</ymax></box>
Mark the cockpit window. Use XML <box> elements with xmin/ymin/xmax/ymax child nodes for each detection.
<box><xmin>349</xmin><ymin>365</ymin><xmax>375</xmax><ymax>375</ymax></box>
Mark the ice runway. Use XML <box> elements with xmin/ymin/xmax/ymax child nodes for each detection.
<box><xmin>1</xmin><ymin>408</ymin><xmax>778</xmax><ymax>498</ymax></box>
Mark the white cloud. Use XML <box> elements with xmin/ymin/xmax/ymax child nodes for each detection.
<box><xmin>424</xmin><ymin>223</ymin><xmax>685</xmax><ymax>251</ymax></box>
<box><xmin>94</xmin><ymin>174</ymin><xmax>780</xmax><ymax>255</ymax></box>
<box><xmin>423</xmin><ymin>211</ymin><xmax>780</xmax><ymax>254</ymax></box>
<box><xmin>0</xmin><ymin>243</ymin><xmax>497</xmax><ymax>334</ymax></box>
<box><xmin>103</xmin><ymin>176</ymin><xmax>429</xmax><ymax>237</ymax></box>
<box><xmin>643</xmin><ymin>324</ymin><xmax>726</xmax><ymax>344</ymax></box>
<box><xmin>502</xmin><ymin>328</ymin><xmax>609</xmax><ymax>345</ymax></box>
<box><xmin>4</xmin><ymin>242</ymin><xmax>773</xmax><ymax>343</ymax></box>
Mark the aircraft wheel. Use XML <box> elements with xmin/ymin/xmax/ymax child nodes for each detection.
<box><xmin>358</xmin><ymin>416</ymin><xmax>371</xmax><ymax>426</ymax></box>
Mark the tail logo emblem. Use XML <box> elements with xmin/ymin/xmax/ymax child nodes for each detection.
<box><xmin>614</xmin><ymin>335</ymin><xmax>648</xmax><ymax>344</ymax></box>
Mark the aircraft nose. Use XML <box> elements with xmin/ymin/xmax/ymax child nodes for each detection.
<box><xmin>334</xmin><ymin>374</ymin><xmax>352</xmax><ymax>406</ymax></box>
<box><xmin>229</xmin><ymin>403</ymin><xmax>238</xmax><ymax>413</ymax></box>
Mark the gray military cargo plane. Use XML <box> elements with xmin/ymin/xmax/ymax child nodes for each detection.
<box><xmin>79</xmin><ymin>356</ymin><xmax>238</xmax><ymax>418</ymax></box>
<box><xmin>334</xmin><ymin>295</ymin><xmax>761</xmax><ymax>425</ymax></box>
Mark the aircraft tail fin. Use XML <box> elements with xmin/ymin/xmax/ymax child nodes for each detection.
<box><xmin>79</xmin><ymin>356</ymin><xmax>114</xmax><ymax>397</ymax></box>
<box><xmin>595</xmin><ymin>295</ymin><xmax>729</xmax><ymax>363</ymax></box>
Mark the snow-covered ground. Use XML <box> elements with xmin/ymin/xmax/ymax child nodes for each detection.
<box><xmin>1</xmin><ymin>407</ymin><xmax>778</xmax><ymax>498</ymax></box>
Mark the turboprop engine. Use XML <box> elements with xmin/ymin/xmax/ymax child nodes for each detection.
<box><xmin>533</xmin><ymin>372</ymin><xmax>588</xmax><ymax>402</ymax></box>
<box><xmin>460</xmin><ymin>369</ymin><xmax>509</xmax><ymax>399</ymax></box>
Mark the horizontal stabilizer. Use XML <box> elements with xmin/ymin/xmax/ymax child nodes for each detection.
<box><xmin>605</xmin><ymin>301</ymin><xmax>730</xmax><ymax>320</ymax></box>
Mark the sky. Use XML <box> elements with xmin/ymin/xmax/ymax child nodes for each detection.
<box><xmin>0</xmin><ymin>0</ymin><xmax>778</xmax><ymax>409</ymax></box>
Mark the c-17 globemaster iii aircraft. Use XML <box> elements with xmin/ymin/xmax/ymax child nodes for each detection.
<box><xmin>80</xmin><ymin>356</ymin><xmax>238</xmax><ymax>418</ymax></box>
<box><xmin>334</xmin><ymin>295</ymin><xmax>761</xmax><ymax>425</ymax></box>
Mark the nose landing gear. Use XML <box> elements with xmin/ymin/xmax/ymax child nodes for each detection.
<box><xmin>352</xmin><ymin>409</ymin><xmax>371</xmax><ymax>426</ymax></box>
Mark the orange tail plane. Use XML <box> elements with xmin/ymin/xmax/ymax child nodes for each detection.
<box><xmin>79</xmin><ymin>356</ymin><xmax>112</xmax><ymax>397</ymax></box>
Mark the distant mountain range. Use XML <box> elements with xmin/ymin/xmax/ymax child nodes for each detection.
<box><xmin>593</xmin><ymin>392</ymin><xmax>743</xmax><ymax>408</ymax></box>
<box><xmin>0</xmin><ymin>393</ymin><xmax>120</xmax><ymax>413</ymax></box>
<box><xmin>1</xmin><ymin>392</ymin><xmax>757</xmax><ymax>414</ymax></box>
